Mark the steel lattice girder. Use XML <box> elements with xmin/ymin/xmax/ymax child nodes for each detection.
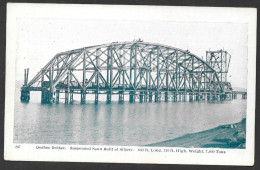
<box><xmin>26</xmin><ymin>41</ymin><xmax>223</xmax><ymax>93</ymax></box>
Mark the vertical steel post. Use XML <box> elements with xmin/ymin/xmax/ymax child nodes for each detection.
<box><xmin>220</xmin><ymin>51</ymin><xmax>223</xmax><ymax>82</ymax></box>
<box><xmin>24</xmin><ymin>68</ymin><xmax>29</xmax><ymax>86</ymax></box>
<box><xmin>166</xmin><ymin>50</ymin><xmax>169</xmax><ymax>92</ymax></box>
<box><xmin>225</xmin><ymin>52</ymin><xmax>227</xmax><ymax>82</ymax></box>
<box><xmin>110</xmin><ymin>47</ymin><xmax>113</xmax><ymax>101</ymax></box>
<box><xmin>134</xmin><ymin>44</ymin><xmax>137</xmax><ymax>89</ymax></box>
<box><xmin>49</xmin><ymin>66</ymin><xmax>53</xmax><ymax>91</ymax></box>
<box><xmin>65</xmin><ymin>71</ymin><xmax>70</xmax><ymax>104</ymax></box>
<box><xmin>183</xmin><ymin>53</ymin><xmax>186</xmax><ymax>101</ymax></box>
<box><xmin>41</xmin><ymin>71</ymin><xmax>45</xmax><ymax>103</ymax></box>
<box><xmin>106</xmin><ymin>47</ymin><xmax>113</xmax><ymax>103</ymax></box>
<box><xmin>49</xmin><ymin>66</ymin><xmax>53</xmax><ymax>102</ymax></box>
<box><xmin>95</xmin><ymin>49</ymin><xmax>100</xmax><ymax>104</ymax></box>
<box><xmin>24</xmin><ymin>69</ymin><xmax>27</xmax><ymax>85</ymax></box>
<box><xmin>157</xmin><ymin>47</ymin><xmax>159</xmax><ymax>91</ymax></box>
<box><xmin>81</xmin><ymin>51</ymin><xmax>86</xmax><ymax>104</ymax></box>
<box><xmin>106</xmin><ymin>47</ymin><xmax>111</xmax><ymax>103</ymax></box>
<box><xmin>107</xmin><ymin>47</ymin><xmax>110</xmax><ymax>88</ymax></box>
<box><xmin>192</xmin><ymin>56</ymin><xmax>194</xmax><ymax>92</ymax></box>
<box><xmin>145</xmin><ymin>61</ymin><xmax>148</xmax><ymax>102</ymax></box>
<box><xmin>21</xmin><ymin>69</ymin><xmax>30</xmax><ymax>102</ymax></box>
<box><xmin>155</xmin><ymin>47</ymin><xmax>160</xmax><ymax>102</ymax></box>
<box><xmin>149</xmin><ymin>52</ymin><xmax>152</xmax><ymax>89</ymax></box>
<box><xmin>122</xmin><ymin>69</ymin><xmax>125</xmax><ymax>102</ymax></box>
<box><xmin>129</xmin><ymin>47</ymin><xmax>133</xmax><ymax>102</ymax></box>
<box><xmin>176</xmin><ymin>51</ymin><xmax>178</xmax><ymax>91</ymax></box>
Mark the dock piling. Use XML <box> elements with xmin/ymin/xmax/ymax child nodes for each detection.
<box><xmin>149</xmin><ymin>92</ymin><xmax>153</xmax><ymax>102</ymax></box>
<box><xmin>107</xmin><ymin>91</ymin><xmax>112</xmax><ymax>104</ymax></box>
<box><xmin>20</xmin><ymin>89</ymin><xmax>30</xmax><ymax>102</ymax></box>
<box><xmin>139</xmin><ymin>91</ymin><xmax>144</xmax><ymax>103</ymax></box>
<box><xmin>56</xmin><ymin>90</ymin><xmax>60</xmax><ymax>104</ymax></box>
<box><xmin>81</xmin><ymin>91</ymin><xmax>86</xmax><ymax>104</ymax></box>
<box><xmin>65</xmin><ymin>91</ymin><xmax>69</xmax><ymax>104</ymax></box>
<box><xmin>95</xmin><ymin>93</ymin><xmax>99</xmax><ymax>104</ymax></box>
<box><xmin>165</xmin><ymin>92</ymin><xmax>168</xmax><ymax>102</ymax></box>
<box><xmin>119</xmin><ymin>92</ymin><xmax>124</xmax><ymax>103</ymax></box>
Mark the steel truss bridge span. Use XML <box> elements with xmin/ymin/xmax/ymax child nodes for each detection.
<box><xmin>21</xmin><ymin>41</ymin><xmax>235</xmax><ymax>104</ymax></box>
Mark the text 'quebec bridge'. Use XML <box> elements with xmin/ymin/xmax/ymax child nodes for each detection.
<box><xmin>20</xmin><ymin>40</ymin><xmax>247</xmax><ymax>104</ymax></box>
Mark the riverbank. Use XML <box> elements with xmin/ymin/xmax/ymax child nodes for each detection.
<box><xmin>147</xmin><ymin>118</ymin><xmax>246</xmax><ymax>149</ymax></box>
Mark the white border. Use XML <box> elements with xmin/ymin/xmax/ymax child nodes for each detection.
<box><xmin>4</xmin><ymin>3</ymin><xmax>256</xmax><ymax>165</ymax></box>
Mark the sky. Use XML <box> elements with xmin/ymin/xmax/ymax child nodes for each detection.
<box><xmin>15</xmin><ymin>17</ymin><xmax>248</xmax><ymax>89</ymax></box>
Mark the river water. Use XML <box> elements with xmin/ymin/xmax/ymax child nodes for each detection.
<box><xmin>14</xmin><ymin>81</ymin><xmax>246</xmax><ymax>146</ymax></box>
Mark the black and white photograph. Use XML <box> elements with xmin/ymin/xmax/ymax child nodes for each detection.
<box><xmin>4</xmin><ymin>3</ymin><xmax>256</xmax><ymax>165</ymax></box>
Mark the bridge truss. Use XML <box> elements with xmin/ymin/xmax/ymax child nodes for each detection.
<box><xmin>21</xmin><ymin>41</ymin><xmax>237</xmax><ymax>104</ymax></box>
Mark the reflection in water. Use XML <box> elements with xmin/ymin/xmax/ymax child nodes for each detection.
<box><xmin>14</xmin><ymin>84</ymin><xmax>246</xmax><ymax>146</ymax></box>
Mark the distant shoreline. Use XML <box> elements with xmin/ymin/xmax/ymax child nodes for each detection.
<box><xmin>147</xmin><ymin>118</ymin><xmax>246</xmax><ymax>149</ymax></box>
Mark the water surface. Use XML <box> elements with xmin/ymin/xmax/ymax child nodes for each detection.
<box><xmin>14</xmin><ymin>82</ymin><xmax>246</xmax><ymax>146</ymax></box>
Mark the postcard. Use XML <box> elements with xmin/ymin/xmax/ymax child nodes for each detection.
<box><xmin>4</xmin><ymin>3</ymin><xmax>256</xmax><ymax>165</ymax></box>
